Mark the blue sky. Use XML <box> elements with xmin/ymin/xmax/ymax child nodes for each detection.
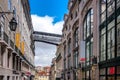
<box><xmin>30</xmin><ymin>0</ymin><xmax>68</xmax><ymax>23</ymax></box>
<box><xmin>30</xmin><ymin>0</ymin><xmax>68</xmax><ymax>66</ymax></box>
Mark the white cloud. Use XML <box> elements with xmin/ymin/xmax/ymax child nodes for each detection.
<box><xmin>31</xmin><ymin>15</ymin><xmax>64</xmax><ymax>34</ymax></box>
<box><xmin>31</xmin><ymin>15</ymin><xmax>63</xmax><ymax>66</ymax></box>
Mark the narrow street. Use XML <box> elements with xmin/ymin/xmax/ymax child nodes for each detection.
<box><xmin>0</xmin><ymin>0</ymin><xmax>120</xmax><ymax>80</ymax></box>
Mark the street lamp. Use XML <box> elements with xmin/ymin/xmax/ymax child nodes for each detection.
<box><xmin>0</xmin><ymin>10</ymin><xmax>17</xmax><ymax>31</ymax></box>
<box><xmin>9</xmin><ymin>17</ymin><xmax>17</xmax><ymax>31</ymax></box>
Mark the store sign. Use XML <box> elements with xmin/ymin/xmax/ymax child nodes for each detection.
<box><xmin>80</xmin><ymin>58</ymin><xmax>86</xmax><ymax>61</ymax></box>
<box><xmin>15</xmin><ymin>33</ymin><xmax>20</xmax><ymax>48</ymax></box>
<box><xmin>21</xmin><ymin>41</ymin><xmax>25</xmax><ymax>55</ymax></box>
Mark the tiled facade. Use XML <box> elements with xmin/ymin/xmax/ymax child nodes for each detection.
<box><xmin>62</xmin><ymin>0</ymin><xmax>120</xmax><ymax>80</ymax></box>
<box><xmin>0</xmin><ymin>0</ymin><xmax>35</xmax><ymax>80</ymax></box>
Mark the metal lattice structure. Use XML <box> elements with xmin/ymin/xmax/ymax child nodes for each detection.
<box><xmin>33</xmin><ymin>31</ymin><xmax>62</xmax><ymax>45</ymax></box>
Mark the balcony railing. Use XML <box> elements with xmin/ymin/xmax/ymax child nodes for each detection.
<box><xmin>3</xmin><ymin>32</ymin><xmax>9</xmax><ymax>44</ymax></box>
<box><xmin>0</xmin><ymin>30</ymin><xmax>35</xmax><ymax>69</ymax></box>
<box><xmin>15</xmin><ymin>45</ymin><xmax>18</xmax><ymax>53</ymax></box>
<box><xmin>10</xmin><ymin>40</ymin><xmax>14</xmax><ymax>49</ymax></box>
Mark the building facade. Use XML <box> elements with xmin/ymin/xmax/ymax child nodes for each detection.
<box><xmin>35</xmin><ymin>66</ymin><xmax>50</xmax><ymax>80</ymax></box>
<box><xmin>0</xmin><ymin>0</ymin><xmax>35</xmax><ymax>80</ymax></box>
<box><xmin>55</xmin><ymin>43</ymin><xmax>63</xmax><ymax>80</ymax></box>
<box><xmin>62</xmin><ymin>0</ymin><xmax>120</xmax><ymax>80</ymax></box>
<box><xmin>49</xmin><ymin>58</ymin><xmax>56</xmax><ymax>80</ymax></box>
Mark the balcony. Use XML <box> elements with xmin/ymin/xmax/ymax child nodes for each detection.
<box><xmin>0</xmin><ymin>31</ymin><xmax>9</xmax><ymax>46</ymax></box>
<box><xmin>0</xmin><ymin>30</ymin><xmax>35</xmax><ymax>69</ymax></box>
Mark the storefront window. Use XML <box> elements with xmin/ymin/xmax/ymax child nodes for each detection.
<box><xmin>82</xmin><ymin>71</ymin><xmax>85</xmax><ymax>80</ymax></box>
<box><xmin>100</xmin><ymin>76</ymin><xmax>106</xmax><ymax>80</ymax></box>
<box><xmin>100</xmin><ymin>68</ymin><xmax>106</xmax><ymax>75</ymax></box>
<box><xmin>117</xmin><ymin>15</ymin><xmax>120</xmax><ymax>57</ymax></box>
<box><xmin>108</xmin><ymin>76</ymin><xmax>115</xmax><ymax>80</ymax></box>
<box><xmin>107</xmin><ymin>67</ymin><xmax>115</xmax><ymax>75</ymax></box>
<box><xmin>117</xmin><ymin>66</ymin><xmax>120</xmax><ymax>74</ymax></box>
<box><xmin>107</xmin><ymin>20</ymin><xmax>115</xmax><ymax>59</ymax></box>
<box><xmin>117</xmin><ymin>76</ymin><xmax>120</xmax><ymax>80</ymax></box>
<box><xmin>100</xmin><ymin>27</ymin><xmax>106</xmax><ymax>61</ymax></box>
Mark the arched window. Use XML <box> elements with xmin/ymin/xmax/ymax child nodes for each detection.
<box><xmin>74</xmin><ymin>28</ymin><xmax>78</xmax><ymax>48</ymax></box>
<box><xmin>83</xmin><ymin>9</ymin><xmax>93</xmax><ymax>80</ymax></box>
<box><xmin>83</xmin><ymin>9</ymin><xmax>93</xmax><ymax>40</ymax></box>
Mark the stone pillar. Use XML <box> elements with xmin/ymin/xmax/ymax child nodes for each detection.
<box><xmin>3</xmin><ymin>46</ymin><xmax>7</xmax><ymax>68</ymax></box>
<box><xmin>3</xmin><ymin>76</ymin><xmax>7</xmax><ymax>80</ymax></box>
<box><xmin>9</xmin><ymin>51</ymin><xmax>12</xmax><ymax>69</ymax></box>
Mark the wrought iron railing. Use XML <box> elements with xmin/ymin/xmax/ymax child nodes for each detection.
<box><xmin>15</xmin><ymin>45</ymin><xmax>18</xmax><ymax>53</ymax></box>
<box><xmin>10</xmin><ymin>40</ymin><xmax>14</xmax><ymax>49</ymax></box>
<box><xmin>3</xmin><ymin>32</ymin><xmax>9</xmax><ymax>44</ymax></box>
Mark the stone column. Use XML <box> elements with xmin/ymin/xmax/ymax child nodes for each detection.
<box><xmin>3</xmin><ymin>46</ymin><xmax>7</xmax><ymax>68</ymax></box>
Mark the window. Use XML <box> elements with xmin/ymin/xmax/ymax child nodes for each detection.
<box><xmin>117</xmin><ymin>15</ymin><xmax>120</xmax><ymax>57</ymax></box>
<box><xmin>0</xmin><ymin>16</ymin><xmax>5</xmax><ymax>31</ymax></box>
<box><xmin>86</xmin><ymin>42</ymin><xmax>90</xmax><ymax>66</ymax></box>
<box><xmin>64</xmin><ymin>60</ymin><xmax>66</xmax><ymax>69</ymax></box>
<box><xmin>83</xmin><ymin>9</ymin><xmax>93</xmax><ymax>39</ymax></box>
<box><xmin>100</xmin><ymin>0</ymin><xmax>106</xmax><ymax>23</ymax></box>
<box><xmin>100</xmin><ymin>0</ymin><xmax>117</xmax><ymax>61</ymax></box>
<box><xmin>107</xmin><ymin>0</ymin><xmax>115</xmax><ymax>17</ymax></box>
<box><xmin>7</xmin><ymin>76</ymin><xmax>10</xmax><ymax>80</ymax></box>
<box><xmin>100</xmin><ymin>68</ymin><xmax>106</xmax><ymax>75</ymax></box>
<box><xmin>107</xmin><ymin>20</ymin><xmax>115</xmax><ymax>59</ymax></box>
<box><xmin>74</xmin><ymin>28</ymin><xmax>78</xmax><ymax>48</ymax></box>
<box><xmin>12</xmin><ymin>54</ymin><xmax>16</xmax><ymax>69</ymax></box>
<box><xmin>68</xmin><ymin>39</ymin><xmax>71</xmax><ymax>55</ymax></box>
<box><xmin>8</xmin><ymin>0</ymin><xmax>12</xmax><ymax>10</ymax></box>
<box><xmin>86</xmin><ymin>71</ymin><xmax>90</xmax><ymax>80</ymax></box>
<box><xmin>68</xmin><ymin>57</ymin><xmax>71</xmax><ymax>69</ymax></box>
<box><xmin>100</xmin><ymin>28</ymin><xmax>106</xmax><ymax>61</ymax></box>
<box><xmin>99</xmin><ymin>1</ymin><xmax>120</xmax><ymax>79</ymax></box>
<box><xmin>73</xmin><ymin>51</ymin><xmax>78</xmax><ymax>68</ymax></box>
<box><xmin>117</xmin><ymin>76</ymin><xmax>120</xmax><ymax>80</ymax></box>
<box><xmin>117</xmin><ymin>0</ymin><xmax>120</xmax><ymax>8</ymax></box>
<box><xmin>100</xmin><ymin>76</ymin><xmax>106</xmax><ymax>80</ymax></box>
<box><xmin>71</xmin><ymin>13</ymin><xmax>73</xmax><ymax>20</ymax></box>
<box><xmin>117</xmin><ymin>66</ymin><xmax>120</xmax><ymax>74</ymax></box>
<box><xmin>83</xmin><ymin>9</ymin><xmax>94</xmax><ymax>80</ymax></box>
<box><xmin>107</xmin><ymin>67</ymin><xmax>115</xmax><ymax>75</ymax></box>
<box><xmin>73</xmin><ymin>71</ymin><xmax>78</xmax><ymax>80</ymax></box>
<box><xmin>64</xmin><ymin>45</ymin><xmax>66</xmax><ymax>58</ymax></box>
<box><xmin>0</xmin><ymin>76</ymin><xmax>4</xmax><ymax>80</ymax></box>
<box><xmin>84</xmin><ymin>20</ymin><xmax>86</xmax><ymax>40</ymax></box>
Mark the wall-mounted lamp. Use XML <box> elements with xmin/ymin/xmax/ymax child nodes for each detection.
<box><xmin>0</xmin><ymin>10</ymin><xmax>17</xmax><ymax>31</ymax></box>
